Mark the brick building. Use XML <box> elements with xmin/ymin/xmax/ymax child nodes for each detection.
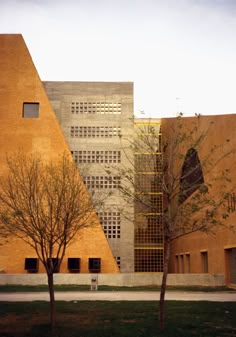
<box><xmin>162</xmin><ymin>115</ymin><xmax>236</xmax><ymax>286</ymax></box>
<box><xmin>0</xmin><ymin>34</ymin><xmax>236</xmax><ymax>286</ymax></box>
<box><xmin>0</xmin><ymin>34</ymin><xmax>119</xmax><ymax>274</ymax></box>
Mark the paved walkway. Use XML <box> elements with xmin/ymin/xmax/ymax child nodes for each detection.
<box><xmin>1</xmin><ymin>291</ymin><xmax>236</xmax><ymax>302</ymax></box>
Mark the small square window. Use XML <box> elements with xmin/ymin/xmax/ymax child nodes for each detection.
<box><xmin>23</xmin><ymin>102</ymin><xmax>39</xmax><ymax>118</ymax></box>
<box><xmin>24</xmin><ymin>258</ymin><xmax>39</xmax><ymax>272</ymax></box>
<box><xmin>68</xmin><ymin>258</ymin><xmax>80</xmax><ymax>272</ymax></box>
<box><xmin>89</xmin><ymin>258</ymin><xmax>101</xmax><ymax>273</ymax></box>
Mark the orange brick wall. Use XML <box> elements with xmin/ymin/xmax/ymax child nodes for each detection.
<box><xmin>0</xmin><ymin>34</ymin><xmax>119</xmax><ymax>274</ymax></box>
<box><xmin>162</xmin><ymin>115</ymin><xmax>236</xmax><ymax>278</ymax></box>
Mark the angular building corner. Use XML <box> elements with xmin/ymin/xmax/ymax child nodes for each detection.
<box><xmin>0</xmin><ymin>34</ymin><xmax>119</xmax><ymax>274</ymax></box>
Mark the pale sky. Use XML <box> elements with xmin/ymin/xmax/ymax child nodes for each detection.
<box><xmin>1</xmin><ymin>0</ymin><xmax>236</xmax><ymax>118</ymax></box>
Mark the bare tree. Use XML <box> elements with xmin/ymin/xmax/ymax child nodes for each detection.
<box><xmin>107</xmin><ymin>114</ymin><xmax>234</xmax><ymax>330</ymax></box>
<box><xmin>0</xmin><ymin>152</ymin><xmax>101</xmax><ymax>329</ymax></box>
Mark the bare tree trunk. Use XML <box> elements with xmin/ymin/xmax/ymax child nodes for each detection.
<box><xmin>159</xmin><ymin>236</ymin><xmax>171</xmax><ymax>330</ymax></box>
<box><xmin>47</xmin><ymin>272</ymin><xmax>56</xmax><ymax>329</ymax></box>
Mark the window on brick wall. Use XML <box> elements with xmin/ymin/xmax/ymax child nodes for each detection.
<box><xmin>201</xmin><ymin>251</ymin><xmax>208</xmax><ymax>273</ymax></box>
<box><xmin>175</xmin><ymin>255</ymin><xmax>179</xmax><ymax>273</ymax></box>
<box><xmin>89</xmin><ymin>258</ymin><xmax>101</xmax><ymax>273</ymax></box>
<box><xmin>23</xmin><ymin>102</ymin><xmax>39</xmax><ymax>118</ymax></box>
<box><xmin>67</xmin><ymin>258</ymin><xmax>80</xmax><ymax>272</ymax></box>
<box><xmin>24</xmin><ymin>258</ymin><xmax>39</xmax><ymax>272</ymax></box>
<box><xmin>185</xmin><ymin>253</ymin><xmax>190</xmax><ymax>273</ymax></box>
<box><xmin>179</xmin><ymin>148</ymin><xmax>204</xmax><ymax>204</ymax></box>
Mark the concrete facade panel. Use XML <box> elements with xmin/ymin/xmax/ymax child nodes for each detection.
<box><xmin>0</xmin><ymin>273</ymin><xmax>225</xmax><ymax>287</ymax></box>
<box><xmin>44</xmin><ymin>81</ymin><xmax>135</xmax><ymax>272</ymax></box>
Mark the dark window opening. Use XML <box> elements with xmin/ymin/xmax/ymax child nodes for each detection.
<box><xmin>228</xmin><ymin>193</ymin><xmax>236</xmax><ymax>213</ymax></box>
<box><xmin>23</xmin><ymin>102</ymin><xmax>39</xmax><ymax>118</ymax></box>
<box><xmin>89</xmin><ymin>258</ymin><xmax>101</xmax><ymax>273</ymax></box>
<box><xmin>185</xmin><ymin>253</ymin><xmax>190</xmax><ymax>273</ymax></box>
<box><xmin>24</xmin><ymin>258</ymin><xmax>39</xmax><ymax>273</ymax></box>
<box><xmin>47</xmin><ymin>258</ymin><xmax>60</xmax><ymax>273</ymax></box>
<box><xmin>179</xmin><ymin>254</ymin><xmax>184</xmax><ymax>273</ymax></box>
<box><xmin>175</xmin><ymin>255</ymin><xmax>179</xmax><ymax>273</ymax></box>
<box><xmin>201</xmin><ymin>251</ymin><xmax>208</xmax><ymax>273</ymax></box>
<box><xmin>115</xmin><ymin>256</ymin><xmax>121</xmax><ymax>269</ymax></box>
<box><xmin>67</xmin><ymin>258</ymin><xmax>80</xmax><ymax>272</ymax></box>
<box><xmin>179</xmin><ymin>148</ymin><xmax>204</xmax><ymax>204</ymax></box>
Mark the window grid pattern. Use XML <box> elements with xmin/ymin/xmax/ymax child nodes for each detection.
<box><xmin>135</xmin><ymin>173</ymin><xmax>163</xmax><ymax>193</ymax></box>
<box><xmin>83</xmin><ymin>176</ymin><xmax>120</xmax><ymax>189</ymax></box>
<box><xmin>135</xmin><ymin>194</ymin><xmax>163</xmax><ymax>214</ymax></box>
<box><xmin>98</xmin><ymin>212</ymin><xmax>121</xmax><ymax>239</ymax></box>
<box><xmin>71</xmin><ymin>150</ymin><xmax>121</xmax><ymax>164</ymax></box>
<box><xmin>135</xmin><ymin>249</ymin><xmax>163</xmax><ymax>272</ymax></box>
<box><xmin>135</xmin><ymin>153</ymin><xmax>162</xmax><ymax>173</ymax></box>
<box><xmin>71</xmin><ymin>102</ymin><xmax>121</xmax><ymax>114</ymax></box>
<box><xmin>134</xmin><ymin>122</ymin><xmax>164</xmax><ymax>272</ymax></box>
<box><xmin>135</xmin><ymin>215</ymin><xmax>163</xmax><ymax>246</ymax></box>
<box><xmin>70</xmin><ymin>126</ymin><xmax>121</xmax><ymax>138</ymax></box>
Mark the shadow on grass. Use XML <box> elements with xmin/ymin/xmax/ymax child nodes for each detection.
<box><xmin>0</xmin><ymin>301</ymin><xmax>236</xmax><ymax>337</ymax></box>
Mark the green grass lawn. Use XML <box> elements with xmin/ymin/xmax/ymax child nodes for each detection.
<box><xmin>0</xmin><ymin>301</ymin><xmax>236</xmax><ymax>337</ymax></box>
<box><xmin>0</xmin><ymin>284</ymin><xmax>233</xmax><ymax>292</ymax></box>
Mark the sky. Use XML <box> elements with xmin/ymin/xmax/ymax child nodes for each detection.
<box><xmin>1</xmin><ymin>0</ymin><xmax>236</xmax><ymax>118</ymax></box>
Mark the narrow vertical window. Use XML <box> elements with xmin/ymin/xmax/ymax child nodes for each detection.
<box><xmin>201</xmin><ymin>251</ymin><xmax>208</xmax><ymax>273</ymax></box>
<box><xmin>23</xmin><ymin>102</ymin><xmax>39</xmax><ymax>118</ymax></box>
<box><xmin>179</xmin><ymin>254</ymin><xmax>184</xmax><ymax>273</ymax></box>
<box><xmin>185</xmin><ymin>253</ymin><xmax>190</xmax><ymax>273</ymax></box>
<box><xmin>175</xmin><ymin>255</ymin><xmax>179</xmax><ymax>273</ymax></box>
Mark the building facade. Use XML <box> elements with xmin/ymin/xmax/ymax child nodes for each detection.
<box><xmin>43</xmin><ymin>81</ymin><xmax>135</xmax><ymax>272</ymax></box>
<box><xmin>0</xmin><ymin>34</ymin><xmax>119</xmax><ymax>274</ymax></box>
<box><xmin>1</xmin><ymin>34</ymin><xmax>236</xmax><ymax>285</ymax></box>
<box><xmin>162</xmin><ymin>115</ymin><xmax>236</xmax><ymax>286</ymax></box>
<box><xmin>43</xmin><ymin>80</ymin><xmax>236</xmax><ymax>285</ymax></box>
<box><xmin>43</xmin><ymin>83</ymin><xmax>166</xmax><ymax>273</ymax></box>
<box><xmin>133</xmin><ymin>120</ymin><xmax>164</xmax><ymax>272</ymax></box>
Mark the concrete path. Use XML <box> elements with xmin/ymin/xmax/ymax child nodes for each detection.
<box><xmin>1</xmin><ymin>291</ymin><xmax>236</xmax><ymax>302</ymax></box>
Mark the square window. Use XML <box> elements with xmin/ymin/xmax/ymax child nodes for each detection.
<box><xmin>25</xmin><ymin>258</ymin><xmax>39</xmax><ymax>272</ymax></box>
<box><xmin>68</xmin><ymin>258</ymin><xmax>80</xmax><ymax>272</ymax></box>
<box><xmin>23</xmin><ymin>102</ymin><xmax>39</xmax><ymax>118</ymax></box>
<box><xmin>89</xmin><ymin>258</ymin><xmax>101</xmax><ymax>273</ymax></box>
